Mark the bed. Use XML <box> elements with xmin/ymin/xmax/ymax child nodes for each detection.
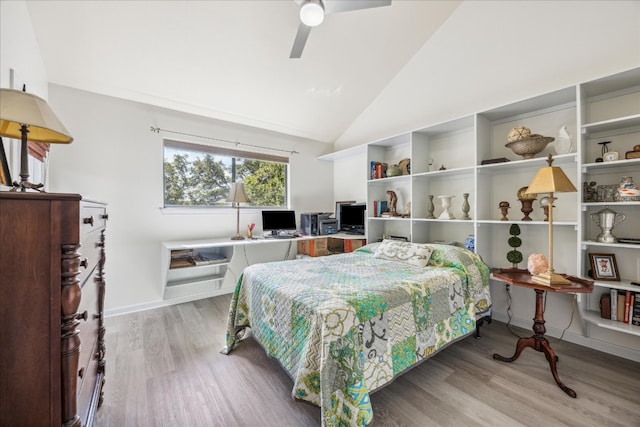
<box><xmin>223</xmin><ymin>240</ymin><xmax>491</xmax><ymax>427</ymax></box>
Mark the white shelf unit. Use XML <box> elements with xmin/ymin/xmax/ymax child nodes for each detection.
<box><xmin>161</xmin><ymin>240</ymin><xmax>235</xmax><ymax>301</ymax></box>
<box><xmin>324</xmin><ymin>66</ymin><xmax>640</xmax><ymax>358</ymax></box>
<box><xmin>576</xmin><ymin>69</ymin><xmax>640</xmax><ymax>339</ymax></box>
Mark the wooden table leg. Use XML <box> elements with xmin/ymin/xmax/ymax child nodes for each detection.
<box><xmin>493</xmin><ymin>289</ymin><xmax>577</xmax><ymax>398</ymax></box>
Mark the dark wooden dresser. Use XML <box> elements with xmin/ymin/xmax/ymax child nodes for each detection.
<box><xmin>0</xmin><ymin>192</ymin><xmax>107</xmax><ymax>426</ymax></box>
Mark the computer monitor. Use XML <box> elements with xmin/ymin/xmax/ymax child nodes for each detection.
<box><xmin>261</xmin><ymin>210</ymin><xmax>297</xmax><ymax>235</ymax></box>
<box><xmin>339</xmin><ymin>203</ymin><xmax>366</xmax><ymax>234</ymax></box>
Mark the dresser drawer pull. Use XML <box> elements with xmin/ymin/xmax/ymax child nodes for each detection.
<box><xmin>93</xmin><ymin>313</ymin><xmax>101</xmax><ymax>320</ymax></box>
<box><xmin>83</xmin><ymin>216</ymin><xmax>94</xmax><ymax>226</ymax></box>
<box><xmin>78</xmin><ymin>367</ymin><xmax>85</xmax><ymax>379</ymax></box>
<box><xmin>80</xmin><ymin>257</ymin><xmax>89</xmax><ymax>269</ymax></box>
<box><xmin>76</xmin><ymin>310</ymin><xmax>88</xmax><ymax>321</ymax></box>
<box><xmin>95</xmin><ymin>241</ymin><xmax>104</xmax><ymax>248</ymax></box>
<box><xmin>102</xmin><ymin>213</ymin><xmax>109</xmax><ymax>220</ymax></box>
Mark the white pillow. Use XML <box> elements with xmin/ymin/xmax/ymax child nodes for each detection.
<box><xmin>373</xmin><ymin>240</ymin><xmax>433</xmax><ymax>268</ymax></box>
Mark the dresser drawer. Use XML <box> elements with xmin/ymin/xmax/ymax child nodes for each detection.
<box><xmin>80</xmin><ymin>201</ymin><xmax>107</xmax><ymax>236</ymax></box>
<box><xmin>77</xmin><ymin>275</ymin><xmax>99</xmax><ymax>393</ymax></box>
<box><xmin>78</xmin><ymin>200</ymin><xmax>107</xmax><ymax>288</ymax></box>
<box><xmin>77</xmin><ymin>230</ymin><xmax>102</xmax><ymax>289</ymax></box>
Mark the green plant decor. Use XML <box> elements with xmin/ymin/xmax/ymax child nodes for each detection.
<box><xmin>507</xmin><ymin>224</ymin><xmax>523</xmax><ymax>268</ymax></box>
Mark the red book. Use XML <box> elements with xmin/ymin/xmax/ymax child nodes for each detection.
<box><xmin>624</xmin><ymin>291</ymin><xmax>632</xmax><ymax>323</ymax></box>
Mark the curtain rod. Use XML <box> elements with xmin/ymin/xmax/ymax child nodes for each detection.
<box><xmin>150</xmin><ymin>126</ymin><xmax>299</xmax><ymax>155</ymax></box>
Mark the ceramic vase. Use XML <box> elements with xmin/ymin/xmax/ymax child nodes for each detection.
<box><xmin>426</xmin><ymin>195</ymin><xmax>435</xmax><ymax>219</ymax></box>
<box><xmin>461</xmin><ymin>193</ymin><xmax>471</xmax><ymax>220</ymax></box>
<box><xmin>438</xmin><ymin>195</ymin><xmax>455</xmax><ymax>220</ymax></box>
<box><xmin>464</xmin><ymin>234</ymin><xmax>475</xmax><ymax>252</ymax></box>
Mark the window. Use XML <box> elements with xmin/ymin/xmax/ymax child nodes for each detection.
<box><xmin>163</xmin><ymin>140</ymin><xmax>288</xmax><ymax>208</ymax></box>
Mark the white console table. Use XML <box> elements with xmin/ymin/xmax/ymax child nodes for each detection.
<box><xmin>161</xmin><ymin>233</ymin><xmax>364</xmax><ymax>303</ymax></box>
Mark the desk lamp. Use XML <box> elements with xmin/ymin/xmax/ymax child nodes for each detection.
<box><xmin>0</xmin><ymin>88</ymin><xmax>73</xmax><ymax>191</ymax></box>
<box><xmin>525</xmin><ymin>154</ymin><xmax>577</xmax><ymax>285</ymax></box>
<box><xmin>227</xmin><ymin>182</ymin><xmax>251</xmax><ymax>240</ymax></box>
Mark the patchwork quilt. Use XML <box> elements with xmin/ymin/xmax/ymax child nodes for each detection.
<box><xmin>223</xmin><ymin>243</ymin><xmax>491</xmax><ymax>427</ymax></box>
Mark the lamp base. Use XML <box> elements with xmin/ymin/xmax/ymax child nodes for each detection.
<box><xmin>231</xmin><ymin>234</ymin><xmax>245</xmax><ymax>240</ymax></box>
<box><xmin>11</xmin><ymin>181</ymin><xmax>44</xmax><ymax>192</ymax></box>
<box><xmin>531</xmin><ymin>271</ymin><xmax>572</xmax><ymax>287</ymax></box>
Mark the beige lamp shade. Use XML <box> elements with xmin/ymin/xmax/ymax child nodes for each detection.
<box><xmin>226</xmin><ymin>182</ymin><xmax>251</xmax><ymax>203</ymax></box>
<box><xmin>525</xmin><ymin>154</ymin><xmax>577</xmax><ymax>195</ymax></box>
<box><xmin>0</xmin><ymin>88</ymin><xmax>73</xmax><ymax>144</ymax></box>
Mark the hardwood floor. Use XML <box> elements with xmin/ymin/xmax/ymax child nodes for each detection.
<box><xmin>95</xmin><ymin>294</ymin><xmax>640</xmax><ymax>427</ymax></box>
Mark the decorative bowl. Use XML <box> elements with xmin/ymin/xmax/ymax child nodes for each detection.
<box><xmin>505</xmin><ymin>135</ymin><xmax>554</xmax><ymax>159</ymax></box>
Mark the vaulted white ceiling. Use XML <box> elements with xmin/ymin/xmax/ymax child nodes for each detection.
<box><xmin>25</xmin><ymin>0</ymin><xmax>460</xmax><ymax>144</ymax></box>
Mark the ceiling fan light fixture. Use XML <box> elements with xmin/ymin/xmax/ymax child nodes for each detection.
<box><xmin>300</xmin><ymin>0</ymin><xmax>324</xmax><ymax>27</ymax></box>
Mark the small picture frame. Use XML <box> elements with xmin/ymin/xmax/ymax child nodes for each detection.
<box><xmin>589</xmin><ymin>253</ymin><xmax>620</xmax><ymax>281</ymax></box>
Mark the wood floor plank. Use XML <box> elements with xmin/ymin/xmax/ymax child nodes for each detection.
<box><xmin>95</xmin><ymin>294</ymin><xmax>640</xmax><ymax>427</ymax></box>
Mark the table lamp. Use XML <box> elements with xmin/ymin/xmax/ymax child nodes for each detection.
<box><xmin>0</xmin><ymin>88</ymin><xmax>73</xmax><ymax>191</ymax></box>
<box><xmin>525</xmin><ymin>154</ymin><xmax>577</xmax><ymax>286</ymax></box>
<box><xmin>227</xmin><ymin>182</ymin><xmax>251</xmax><ymax>240</ymax></box>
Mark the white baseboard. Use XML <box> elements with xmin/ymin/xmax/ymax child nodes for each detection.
<box><xmin>490</xmin><ymin>312</ymin><xmax>640</xmax><ymax>362</ymax></box>
<box><xmin>104</xmin><ymin>287</ymin><xmax>233</xmax><ymax>318</ymax></box>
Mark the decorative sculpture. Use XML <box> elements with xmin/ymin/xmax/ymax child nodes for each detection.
<box><xmin>386</xmin><ymin>190</ymin><xmax>399</xmax><ymax>216</ymax></box>
<box><xmin>517</xmin><ymin>186</ymin><xmax>536</xmax><ymax>221</ymax></box>
<box><xmin>438</xmin><ymin>195</ymin><xmax>455</xmax><ymax>219</ymax></box>
<box><xmin>461</xmin><ymin>193</ymin><xmax>471</xmax><ymax>220</ymax></box>
<box><xmin>506</xmin><ymin>224</ymin><xmax>523</xmax><ymax>268</ymax></box>
<box><xmin>499</xmin><ymin>201</ymin><xmax>510</xmax><ymax>221</ymax></box>
<box><xmin>426</xmin><ymin>195</ymin><xmax>435</xmax><ymax>219</ymax></box>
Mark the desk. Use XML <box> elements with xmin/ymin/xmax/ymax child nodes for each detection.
<box><xmin>491</xmin><ymin>269</ymin><xmax>593</xmax><ymax>398</ymax></box>
<box><xmin>161</xmin><ymin>233</ymin><xmax>365</xmax><ymax>302</ymax></box>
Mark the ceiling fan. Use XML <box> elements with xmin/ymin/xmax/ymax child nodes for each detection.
<box><xmin>290</xmin><ymin>0</ymin><xmax>392</xmax><ymax>58</ymax></box>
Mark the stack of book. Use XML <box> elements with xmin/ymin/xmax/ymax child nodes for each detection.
<box><xmin>170</xmin><ymin>249</ymin><xmax>195</xmax><ymax>269</ymax></box>
<box><xmin>604</xmin><ymin>288</ymin><xmax>640</xmax><ymax>326</ymax></box>
<box><xmin>191</xmin><ymin>252</ymin><xmax>228</xmax><ymax>266</ymax></box>
<box><xmin>372</xmin><ymin>200</ymin><xmax>388</xmax><ymax>217</ymax></box>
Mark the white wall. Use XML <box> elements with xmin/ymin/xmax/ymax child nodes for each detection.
<box><xmin>0</xmin><ymin>1</ymin><xmax>48</xmax><ymax>95</ymax></box>
<box><xmin>335</xmin><ymin>0</ymin><xmax>640</xmax><ymax>150</ymax></box>
<box><xmin>46</xmin><ymin>84</ymin><xmax>334</xmax><ymax>312</ymax></box>
<box><xmin>0</xmin><ymin>0</ymin><xmax>50</xmax><ymax>184</ymax></box>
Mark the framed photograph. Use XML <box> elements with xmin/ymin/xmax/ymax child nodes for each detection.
<box><xmin>0</xmin><ymin>137</ymin><xmax>12</xmax><ymax>186</ymax></box>
<box><xmin>589</xmin><ymin>253</ymin><xmax>620</xmax><ymax>281</ymax></box>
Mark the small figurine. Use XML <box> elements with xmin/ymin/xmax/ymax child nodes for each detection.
<box><xmin>401</xmin><ymin>201</ymin><xmax>411</xmax><ymax>218</ymax></box>
<box><xmin>499</xmin><ymin>201</ymin><xmax>510</xmax><ymax>221</ymax></box>
<box><xmin>399</xmin><ymin>158</ymin><xmax>411</xmax><ymax>175</ymax></box>
<box><xmin>384</xmin><ymin>190</ymin><xmax>399</xmax><ymax>217</ymax></box>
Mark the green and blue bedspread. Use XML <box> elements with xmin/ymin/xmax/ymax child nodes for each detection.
<box><xmin>223</xmin><ymin>243</ymin><xmax>491</xmax><ymax>426</ymax></box>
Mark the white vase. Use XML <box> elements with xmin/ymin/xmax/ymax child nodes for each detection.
<box><xmin>438</xmin><ymin>195</ymin><xmax>455</xmax><ymax>219</ymax></box>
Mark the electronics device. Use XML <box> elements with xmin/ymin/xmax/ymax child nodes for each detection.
<box><xmin>339</xmin><ymin>203</ymin><xmax>366</xmax><ymax>235</ymax></box>
<box><xmin>319</xmin><ymin>218</ymin><xmax>338</xmax><ymax>235</ymax></box>
<box><xmin>300</xmin><ymin>213</ymin><xmax>319</xmax><ymax>236</ymax></box>
<box><xmin>300</xmin><ymin>212</ymin><xmax>333</xmax><ymax>236</ymax></box>
<box><xmin>261</xmin><ymin>210</ymin><xmax>297</xmax><ymax>237</ymax></box>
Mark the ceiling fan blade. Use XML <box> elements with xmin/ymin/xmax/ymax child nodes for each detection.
<box><xmin>324</xmin><ymin>0</ymin><xmax>391</xmax><ymax>15</ymax></box>
<box><xmin>290</xmin><ymin>23</ymin><xmax>312</xmax><ymax>59</ymax></box>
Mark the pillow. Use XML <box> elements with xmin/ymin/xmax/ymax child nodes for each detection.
<box><xmin>373</xmin><ymin>239</ymin><xmax>433</xmax><ymax>268</ymax></box>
